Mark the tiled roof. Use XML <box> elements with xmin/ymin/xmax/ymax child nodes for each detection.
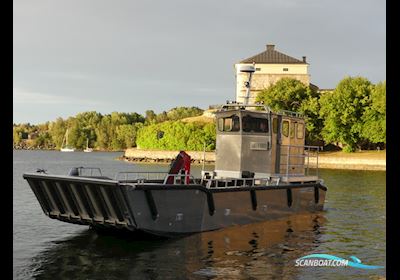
<box><xmin>239</xmin><ymin>44</ymin><xmax>307</xmax><ymax>64</ymax></box>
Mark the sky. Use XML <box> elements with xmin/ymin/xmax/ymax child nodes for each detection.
<box><xmin>13</xmin><ymin>0</ymin><xmax>386</xmax><ymax>124</ymax></box>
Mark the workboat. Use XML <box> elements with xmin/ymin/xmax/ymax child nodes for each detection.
<box><xmin>23</xmin><ymin>65</ymin><xmax>327</xmax><ymax>237</ymax></box>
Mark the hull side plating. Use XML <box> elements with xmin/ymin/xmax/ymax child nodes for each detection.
<box><xmin>24</xmin><ymin>173</ymin><xmax>326</xmax><ymax>237</ymax></box>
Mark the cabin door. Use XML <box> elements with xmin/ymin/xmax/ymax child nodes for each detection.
<box><xmin>280</xmin><ymin>118</ymin><xmax>293</xmax><ymax>174</ymax></box>
<box><xmin>273</xmin><ymin>116</ymin><xmax>302</xmax><ymax>174</ymax></box>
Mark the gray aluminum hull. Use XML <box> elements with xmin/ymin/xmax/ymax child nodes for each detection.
<box><xmin>23</xmin><ymin>173</ymin><xmax>326</xmax><ymax>237</ymax></box>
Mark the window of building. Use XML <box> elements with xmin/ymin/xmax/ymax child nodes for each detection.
<box><xmin>242</xmin><ymin>115</ymin><xmax>269</xmax><ymax>133</ymax></box>
<box><xmin>283</xmin><ymin>68</ymin><xmax>289</xmax><ymax>71</ymax></box>
<box><xmin>218</xmin><ymin>115</ymin><xmax>240</xmax><ymax>132</ymax></box>
<box><xmin>272</xmin><ymin>118</ymin><xmax>278</xmax><ymax>134</ymax></box>
<box><xmin>297</xmin><ymin>123</ymin><xmax>304</xmax><ymax>139</ymax></box>
<box><xmin>256</xmin><ymin>68</ymin><xmax>261</xmax><ymax>71</ymax></box>
<box><xmin>282</xmin><ymin>120</ymin><xmax>289</xmax><ymax>137</ymax></box>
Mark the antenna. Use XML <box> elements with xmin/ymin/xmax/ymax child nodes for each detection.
<box><xmin>239</xmin><ymin>63</ymin><xmax>256</xmax><ymax>105</ymax></box>
<box><xmin>201</xmin><ymin>141</ymin><xmax>206</xmax><ymax>174</ymax></box>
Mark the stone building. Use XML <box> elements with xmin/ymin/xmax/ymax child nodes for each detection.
<box><xmin>235</xmin><ymin>44</ymin><xmax>312</xmax><ymax>104</ymax></box>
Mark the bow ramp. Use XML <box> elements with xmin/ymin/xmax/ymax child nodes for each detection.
<box><xmin>23</xmin><ymin>173</ymin><xmax>137</xmax><ymax>231</ymax></box>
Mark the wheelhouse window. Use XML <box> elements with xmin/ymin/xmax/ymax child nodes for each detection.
<box><xmin>218</xmin><ymin>115</ymin><xmax>240</xmax><ymax>132</ymax></box>
<box><xmin>242</xmin><ymin>115</ymin><xmax>269</xmax><ymax>133</ymax></box>
<box><xmin>282</xmin><ymin>120</ymin><xmax>289</xmax><ymax>137</ymax></box>
<box><xmin>272</xmin><ymin>118</ymin><xmax>278</xmax><ymax>134</ymax></box>
<box><xmin>297</xmin><ymin>123</ymin><xmax>304</xmax><ymax>139</ymax></box>
<box><xmin>290</xmin><ymin>122</ymin><xmax>295</xmax><ymax>138</ymax></box>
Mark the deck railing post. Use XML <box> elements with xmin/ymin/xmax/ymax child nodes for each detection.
<box><xmin>316</xmin><ymin>148</ymin><xmax>319</xmax><ymax>177</ymax></box>
<box><xmin>307</xmin><ymin>147</ymin><xmax>310</xmax><ymax>176</ymax></box>
<box><xmin>286</xmin><ymin>145</ymin><xmax>290</xmax><ymax>178</ymax></box>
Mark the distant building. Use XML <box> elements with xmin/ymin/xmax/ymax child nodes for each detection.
<box><xmin>235</xmin><ymin>44</ymin><xmax>317</xmax><ymax>104</ymax></box>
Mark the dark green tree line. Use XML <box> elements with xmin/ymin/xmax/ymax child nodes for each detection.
<box><xmin>256</xmin><ymin>77</ymin><xmax>386</xmax><ymax>152</ymax></box>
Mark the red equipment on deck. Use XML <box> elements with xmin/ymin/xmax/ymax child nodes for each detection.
<box><xmin>166</xmin><ymin>151</ymin><xmax>191</xmax><ymax>184</ymax></box>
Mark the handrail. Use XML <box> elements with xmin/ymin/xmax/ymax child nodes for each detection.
<box><xmin>216</xmin><ymin>103</ymin><xmax>304</xmax><ymax>118</ymax></box>
<box><xmin>162</xmin><ymin>173</ymin><xmax>198</xmax><ymax>185</ymax></box>
<box><xmin>115</xmin><ymin>171</ymin><xmax>167</xmax><ymax>181</ymax></box>
<box><xmin>219</xmin><ymin>103</ymin><xmax>272</xmax><ymax>113</ymax></box>
<box><xmin>278</xmin><ymin>110</ymin><xmax>304</xmax><ymax>118</ymax></box>
<box><xmin>114</xmin><ymin>171</ymin><xmax>199</xmax><ymax>185</ymax></box>
<box><xmin>202</xmin><ymin>176</ymin><xmax>283</xmax><ymax>189</ymax></box>
<box><xmin>279</xmin><ymin>145</ymin><xmax>321</xmax><ymax>178</ymax></box>
<box><xmin>73</xmin><ymin>167</ymin><xmax>102</xmax><ymax>177</ymax></box>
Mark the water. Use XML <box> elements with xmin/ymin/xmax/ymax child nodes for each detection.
<box><xmin>13</xmin><ymin>150</ymin><xmax>386</xmax><ymax>279</ymax></box>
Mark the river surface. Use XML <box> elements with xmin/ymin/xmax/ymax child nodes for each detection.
<box><xmin>13</xmin><ymin>150</ymin><xmax>386</xmax><ymax>279</ymax></box>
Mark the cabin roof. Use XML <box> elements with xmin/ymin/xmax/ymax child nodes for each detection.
<box><xmin>216</xmin><ymin>107</ymin><xmax>305</xmax><ymax>120</ymax></box>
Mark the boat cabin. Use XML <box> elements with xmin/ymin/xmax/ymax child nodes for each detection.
<box><xmin>214</xmin><ymin>104</ymin><xmax>307</xmax><ymax>179</ymax></box>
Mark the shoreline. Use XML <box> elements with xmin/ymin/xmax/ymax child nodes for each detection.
<box><xmin>13</xmin><ymin>148</ymin><xmax>125</xmax><ymax>152</ymax></box>
<box><xmin>13</xmin><ymin>147</ymin><xmax>386</xmax><ymax>171</ymax></box>
<box><xmin>123</xmin><ymin>148</ymin><xmax>386</xmax><ymax>171</ymax></box>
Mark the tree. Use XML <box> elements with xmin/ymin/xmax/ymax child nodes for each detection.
<box><xmin>33</xmin><ymin>131</ymin><xmax>53</xmax><ymax>149</ymax></box>
<box><xmin>156</xmin><ymin>111</ymin><xmax>168</xmax><ymax>123</ymax></box>
<box><xmin>13</xmin><ymin>128</ymin><xmax>21</xmax><ymax>145</ymax></box>
<box><xmin>115</xmin><ymin>124</ymin><xmax>138</xmax><ymax>149</ymax></box>
<box><xmin>145</xmin><ymin>110</ymin><xmax>157</xmax><ymax>124</ymax></box>
<box><xmin>319</xmin><ymin>76</ymin><xmax>373</xmax><ymax>152</ymax></box>
<box><xmin>136</xmin><ymin>121</ymin><xmax>216</xmax><ymax>151</ymax></box>
<box><xmin>166</xmin><ymin>107</ymin><xmax>203</xmax><ymax>121</ymax></box>
<box><xmin>361</xmin><ymin>81</ymin><xmax>386</xmax><ymax>144</ymax></box>
<box><xmin>95</xmin><ymin>115</ymin><xmax>112</xmax><ymax>149</ymax></box>
<box><xmin>67</xmin><ymin>117</ymin><xmax>88</xmax><ymax>149</ymax></box>
<box><xmin>48</xmin><ymin>117</ymin><xmax>67</xmax><ymax>149</ymax></box>
<box><xmin>255</xmin><ymin>78</ymin><xmax>323</xmax><ymax>141</ymax></box>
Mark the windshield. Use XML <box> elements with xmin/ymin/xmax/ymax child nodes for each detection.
<box><xmin>242</xmin><ymin>115</ymin><xmax>269</xmax><ymax>133</ymax></box>
<box><xmin>217</xmin><ymin>115</ymin><xmax>240</xmax><ymax>132</ymax></box>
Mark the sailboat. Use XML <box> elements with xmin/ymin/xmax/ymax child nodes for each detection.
<box><xmin>60</xmin><ymin>129</ymin><xmax>75</xmax><ymax>152</ymax></box>
<box><xmin>83</xmin><ymin>138</ymin><xmax>93</xmax><ymax>153</ymax></box>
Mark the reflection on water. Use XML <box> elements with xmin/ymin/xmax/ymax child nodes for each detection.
<box><xmin>28</xmin><ymin>214</ymin><xmax>325</xmax><ymax>280</ymax></box>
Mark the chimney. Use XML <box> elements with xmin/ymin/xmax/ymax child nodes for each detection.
<box><xmin>302</xmin><ymin>56</ymin><xmax>307</xmax><ymax>63</ymax></box>
<box><xmin>266</xmin><ymin>44</ymin><xmax>275</xmax><ymax>51</ymax></box>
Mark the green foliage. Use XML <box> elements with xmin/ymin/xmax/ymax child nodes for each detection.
<box><xmin>13</xmin><ymin>107</ymin><xmax>203</xmax><ymax>151</ymax></box>
<box><xmin>13</xmin><ymin>89</ymin><xmax>386</xmax><ymax>153</ymax></box>
<box><xmin>136</xmin><ymin>121</ymin><xmax>216</xmax><ymax>151</ymax></box>
<box><xmin>166</xmin><ymin>106</ymin><xmax>203</xmax><ymax>121</ymax></box>
<box><xmin>145</xmin><ymin>110</ymin><xmax>157</xmax><ymax>125</ymax></box>
<box><xmin>256</xmin><ymin>78</ymin><xmax>323</xmax><ymax>141</ymax></box>
<box><xmin>67</xmin><ymin>117</ymin><xmax>87</xmax><ymax>149</ymax></box>
<box><xmin>115</xmin><ymin>123</ymin><xmax>143</xmax><ymax>149</ymax></box>
<box><xmin>156</xmin><ymin>111</ymin><xmax>168</xmax><ymax>123</ymax></box>
<box><xmin>361</xmin><ymin>81</ymin><xmax>386</xmax><ymax>143</ymax></box>
<box><xmin>145</xmin><ymin>107</ymin><xmax>204</xmax><ymax>124</ymax></box>
<box><xmin>319</xmin><ymin>76</ymin><xmax>374</xmax><ymax>152</ymax></box>
<box><xmin>33</xmin><ymin>131</ymin><xmax>53</xmax><ymax>149</ymax></box>
<box><xmin>48</xmin><ymin>118</ymin><xmax>67</xmax><ymax>149</ymax></box>
<box><xmin>13</xmin><ymin>128</ymin><xmax>21</xmax><ymax>145</ymax></box>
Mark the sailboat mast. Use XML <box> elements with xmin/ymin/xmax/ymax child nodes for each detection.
<box><xmin>66</xmin><ymin>129</ymin><xmax>69</xmax><ymax>146</ymax></box>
